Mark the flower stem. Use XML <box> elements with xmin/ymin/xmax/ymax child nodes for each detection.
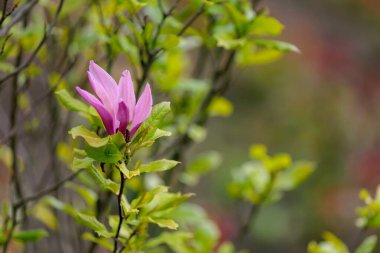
<box><xmin>113</xmin><ymin>170</ymin><xmax>126</xmax><ymax>253</ymax></box>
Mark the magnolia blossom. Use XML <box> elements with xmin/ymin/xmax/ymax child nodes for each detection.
<box><xmin>76</xmin><ymin>61</ymin><xmax>152</xmax><ymax>139</ymax></box>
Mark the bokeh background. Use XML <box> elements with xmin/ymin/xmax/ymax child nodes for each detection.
<box><xmin>190</xmin><ymin>0</ymin><xmax>380</xmax><ymax>252</ymax></box>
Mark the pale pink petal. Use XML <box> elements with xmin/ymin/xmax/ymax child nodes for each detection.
<box><xmin>76</xmin><ymin>87</ymin><xmax>115</xmax><ymax>135</ymax></box>
<box><xmin>116</xmin><ymin>101</ymin><xmax>130</xmax><ymax>138</ymax></box>
<box><xmin>88</xmin><ymin>60</ymin><xmax>118</xmax><ymax>101</ymax></box>
<box><xmin>130</xmin><ymin>84</ymin><xmax>152</xmax><ymax>137</ymax></box>
<box><xmin>88</xmin><ymin>71</ymin><xmax>116</xmax><ymax>116</ymax></box>
<box><xmin>118</xmin><ymin>70</ymin><xmax>136</xmax><ymax>119</ymax></box>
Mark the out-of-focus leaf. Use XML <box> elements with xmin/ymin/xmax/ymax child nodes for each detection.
<box><xmin>76</xmin><ymin>213</ymin><xmax>113</xmax><ymax>238</ymax></box>
<box><xmin>139</xmin><ymin>159</ymin><xmax>179</xmax><ymax>173</ymax></box>
<box><xmin>31</xmin><ymin>204</ymin><xmax>58</xmax><ymax>230</ymax></box>
<box><xmin>181</xmin><ymin>151</ymin><xmax>221</xmax><ymax>185</ymax></box>
<box><xmin>85</xmin><ymin>165</ymin><xmax>119</xmax><ymax>194</ymax></box>
<box><xmin>13</xmin><ymin>229</ymin><xmax>48</xmax><ymax>243</ymax></box>
<box><xmin>55</xmin><ymin>89</ymin><xmax>88</xmax><ymax>112</ymax></box>
<box><xmin>275</xmin><ymin>162</ymin><xmax>315</xmax><ymax>190</ymax></box>
<box><xmin>355</xmin><ymin>235</ymin><xmax>377</xmax><ymax>253</ymax></box>
<box><xmin>188</xmin><ymin>124</ymin><xmax>207</xmax><ymax>143</ymax></box>
<box><xmin>308</xmin><ymin>232</ymin><xmax>349</xmax><ymax>253</ymax></box>
<box><xmin>147</xmin><ymin>217</ymin><xmax>178</xmax><ymax>230</ymax></box>
<box><xmin>249</xmin><ymin>15</ymin><xmax>284</xmax><ymax>36</ymax></box>
<box><xmin>82</xmin><ymin>232</ymin><xmax>113</xmax><ymax>251</ymax></box>
<box><xmin>253</xmin><ymin>39</ymin><xmax>300</xmax><ymax>53</ymax></box>
<box><xmin>208</xmin><ymin>96</ymin><xmax>233</xmax><ymax>117</ymax></box>
<box><xmin>66</xmin><ymin>182</ymin><xmax>97</xmax><ymax>207</ymax></box>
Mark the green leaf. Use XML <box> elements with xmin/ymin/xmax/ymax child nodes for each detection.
<box><xmin>55</xmin><ymin>89</ymin><xmax>88</xmax><ymax>112</ymax></box>
<box><xmin>275</xmin><ymin>162</ymin><xmax>315</xmax><ymax>190</ymax></box>
<box><xmin>66</xmin><ymin>182</ymin><xmax>97</xmax><ymax>207</ymax></box>
<box><xmin>147</xmin><ymin>217</ymin><xmax>178</xmax><ymax>230</ymax></box>
<box><xmin>237</xmin><ymin>45</ymin><xmax>284</xmax><ymax>65</ymax></box>
<box><xmin>139</xmin><ymin>159</ymin><xmax>179</xmax><ymax>173</ymax></box>
<box><xmin>355</xmin><ymin>235</ymin><xmax>377</xmax><ymax>253</ymax></box>
<box><xmin>208</xmin><ymin>96</ymin><xmax>233</xmax><ymax>117</ymax></box>
<box><xmin>75</xmin><ymin>213</ymin><xmax>113</xmax><ymax>238</ymax></box>
<box><xmin>249</xmin><ymin>15</ymin><xmax>284</xmax><ymax>36</ymax></box>
<box><xmin>85</xmin><ymin>165</ymin><xmax>119</xmax><ymax>194</ymax></box>
<box><xmin>132</xmin><ymin>186</ymin><xmax>169</xmax><ymax>209</ymax></box>
<box><xmin>117</xmin><ymin>161</ymin><xmax>140</xmax><ymax>179</ymax></box>
<box><xmin>132</xmin><ymin>102</ymin><xmax>171</xmax><ymax>148</ymax></box>
<box><xmin>13</xmin><ymin>229</ymin><xmax>48</xmax><ymax>243</ymax></box>
<box><xmin>218</xmin><ymin>242</ymin><xmax>235</xmax><ymax>253</ymax></box>
<box><xmin>82</xmin><ymin>232</ymin><xmax>113</xmax><ymax>251</ymax></box>
<box><xmin>161</xmin><ymin>34</ymin><xmax>180</xmax><ymax>50</ymax></box>
<box><xmin>69</xmin><ymin>126</ymin><xmax>109</xmax><ymax>148</ymax></box>
<box><xmin>249</xmin><ymin>144</ymin><xmax>268</xmax><ymax>160</ymax></box>
<box><xmin>31</xmin><ymin>203</ymin><xmax>58</xmax><ymax>230</ymax></box>
<box><xmin>214</xmin><ymin>33</ymin><xmax>247</xmax><ymax>50</ymax></box>
<box><xmin>308</xmin><ymin>232</ymin><xmax>349</xmax><ymax>253</ymax></box>
<box><xmin>85</xmin><ymin>143</ymin><xmax>123</xmax><ymax>164</ymax></box>
<box><xmin>181</xmin><ymin>151</ymin><xmax>221</xmax><ymax>186</ymax></box>
<box><xmin>253</xmin><ymin>39</ymin><xmax>300</xmax><ymax>53</ymax></box>
<box><xmin>72</xmin><ymin>157</ymin><xmax>94</xmax><ymax>170</ymax></box>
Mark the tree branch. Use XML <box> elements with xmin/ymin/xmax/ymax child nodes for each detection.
<box><xmin>0</xmin><ymin>0</ymin><xmax>38</xmax><ymax>38</ymax></box>
<box><xmin>0</xmin><ymin>0</ymin><xmax>65</xmax><ymax>87</ymax></box>
<box><xmin>113</xmin><ymin>170</ymin><xmax>126</xmax><ymax>253</ymax></box>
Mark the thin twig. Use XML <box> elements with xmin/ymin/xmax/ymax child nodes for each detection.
<box><xmin>0</xmin><ymin>0</ymin><xmax>38</xmax><ymax>38</ymax></box>
<box><xmin>113</xmin><ymin>171</ymin><xmax>126</xmax><ymax>253</ymax></box>
<box><xmin>0</xmin><ymin>33</ymin><xmax>11</xmax><ymax>55</ymax></box>
<box><xmin>14</xmin><ymin>169</ymin><xmax>84</xmax><ymax>209</ymax></box>
<box><xmin>0</xmin><ymin>0</ymin><xmax>65</xmax><ymax>86</ymax></box>
<box><xmin>136</xmin><ymin>3</ymin><xmax>205</xmax><ymax>94</ymax></box>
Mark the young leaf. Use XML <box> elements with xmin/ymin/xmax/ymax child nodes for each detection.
<box><xmin>355</xmin><ymin>235</ymin><xmax>377</xmax><ymax>253</ymax></box>
<box><xmin>85</xmin><ymin>143</ymin><xmax>123</xmax><ymax>164</ymax></box>
<box><xmin>139</xmin><ymin>159</ymin><xmax>179</xmax><ymax>173</ymax></box>
<box><xmin>69</xmin><ymin>126</ymin><xmax>109</xmax><ymax>148</ymax></box>
<box><xmin>55</xmin><ymin>89</ymin><xmax>88</xmax><ymax>112</ymax></box>
<box><xmin>13</xmin><ymin>229</ymin><xmax>49</xmax><ymax>243</ymax></box>
<box><xmin>147</xmin><ymin>217</ymin><xmax>178</xmax><ymax>230</ymax></box>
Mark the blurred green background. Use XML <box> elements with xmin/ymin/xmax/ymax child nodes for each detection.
<box><xmin>189</xmin><ymin>0</ymin><xmax>380</xmax><ymax>252</ymax></box>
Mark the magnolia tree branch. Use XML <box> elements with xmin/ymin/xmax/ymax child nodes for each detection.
<box><xmin>0</xmin><ymin>0</ymin><xmax>38</xmax><ymax>38</ymax></box>
<box><xmin>113</xmin><ymin>171</ymin><xmax>126</xmax><ymax>253</ymax></box>
<box><xmin>0</xmin><ymin>0</ymin><xmax>65</xmax><ymax>87</ymax></box>
<box><xmin>1</xmin><ymin>169</ymin><xmax>83</xmax><ymax>253</ymax></box>
<box><xmin>136</xmin><ymin>3</ymin><xmax>206</xmax><ymax>94</ymax></box>
<box><xmin>14</xmin><ymin>169</ymin><xmax>84</xmax><ymax>209</ymax></box>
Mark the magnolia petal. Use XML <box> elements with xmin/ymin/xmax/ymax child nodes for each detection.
<box><xmin>76</xmin><ymin>87</ymin><xmax>115</xmax><ymax>134</ymax></box>
<box><xmin>116</xmin><ymin>101</ymin><xmax>130</xmax><ymax>137</ymax></box>
<box><xmin>118</xmin><ymin>70</ymin><xmax>136</xmax><ymax>118</ymax></box>
<box><xmin>130</xmin><ymin>84</ymin><xmax>152</xmax><ymax>137</ymax></box>
<box><xmin>88</xmin><ymin>71</ymin><xmax>115</xmax><ymax>116</ymax></box>
<box><xmin>88</xmin><ymin>61</ymin><xmax>118</xmax><ymax>101</ymax></box>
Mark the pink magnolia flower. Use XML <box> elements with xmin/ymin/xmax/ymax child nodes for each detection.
<box><xmin>76</xmin><ymin>61</ymin><xmax>152</xmax><ymax>139</ymax></box>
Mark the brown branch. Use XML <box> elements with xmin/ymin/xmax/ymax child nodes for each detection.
<box><xmin>0</xmin><ymin>56</ymin><xmax>79</xmax><ymax>144</ymax></box>
<box><xmin>0</xmin><ymin>33</ymin><xmax>11</xmax><ymax>55</ymax></box>
<box><xmin>14</xmin><ymin>169</ymin><xmax>84</xmax><ymax>209</ymax></box>
<box><xmin>0</xmin><ymin>0</ymin><xmax>9</xmax><ymax>27</ymax></box>
<box><xmin>113</xmin><ymin>171</ymin><xmax>126</xmax><ymax>253</ymax></box>
<box><xmin>0</xmin><ymin>0</ymin><xmax>38</xmax><ymax>38</ymax></box>
<box><xmin>136</xmin><ymin>3</ymin><xmax>205</xmax><ymax>94</ymax></box>
<box><xmin>177</xmin><ymin>4</ymin><xmax>205</xmax><ymax>36</ymax></box>
<box><xmin>0</xmin><ymin>0</ymin><xmax>65</xmax><ymax>87</ymax></box>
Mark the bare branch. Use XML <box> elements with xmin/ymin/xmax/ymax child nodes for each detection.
<box><xmin>0</xmin><ymin>0</ymin><xmax>38</xmax><ymax>38</ymax></box>
<box><xmin>14</xmin><ymin>169</ymin><xmax>84</xmax><ymax>209</ymax></box>
<box><xmin>0</xmin><ymin>0</ymin><xmax>65</xmax><ymax>87</ymax></box>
